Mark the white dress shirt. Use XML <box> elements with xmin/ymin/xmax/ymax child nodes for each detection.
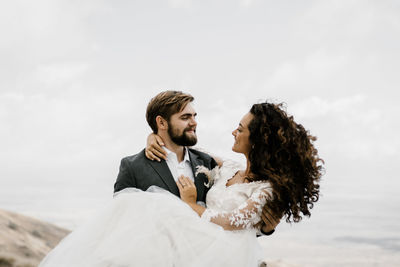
<box><xmin>163</xmin><ymin>147</ymin><xmax>195</xmax><ymax>182</ymax></box>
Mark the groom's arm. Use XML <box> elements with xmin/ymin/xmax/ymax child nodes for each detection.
<box><xmin>114</xmin><ymin>157</ymin><xmax>137</xmax><ymax>193</ymax></box>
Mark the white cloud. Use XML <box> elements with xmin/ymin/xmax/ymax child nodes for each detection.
<box><xmin>35</xmin><ymin>62</ymin><xmax>90</xmax><ymax>86</ymax></box>
<box><xmin>239</xmin><ymin>0</ymin><xmax>256</xmax><ymax>8</ymax></box>
<box><xmin>168</xmin><ymin>0</ymin><xmax>192</xmax><ymax>9</ymax></box>
<box><xmin>289</xmin><ymin>95</ymin><xmax>366</xmax><ymax>119</ymax></box>
<box><xmin>288</xmin><ymin>94</ymin><xmax>400</xmax><ymax>162</ymax></box>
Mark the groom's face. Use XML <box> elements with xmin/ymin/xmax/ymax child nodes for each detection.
<box><xmin>167</xmin><ymin>103</ymin><xmax>198</xmax><ymax>146</ymax></box>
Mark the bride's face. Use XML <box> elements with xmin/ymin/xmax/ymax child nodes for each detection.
<box><xmin>232</xmin><ymin>112</ymin><xmax>253</xmax><ymax>155</ymax></box>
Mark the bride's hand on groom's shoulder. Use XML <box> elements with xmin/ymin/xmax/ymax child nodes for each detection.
<box><xmin>145</xmin><ymin>133</ymin><xmax>167</xmax><ymax>161</ymax></box>
<box><xmin>176</xmin><ymin>176</ymin><xmax>197</xmax><ymax>204</ymax></box>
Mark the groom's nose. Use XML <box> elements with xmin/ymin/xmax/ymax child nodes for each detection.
<box><xmin>189</xmin><ymin>117</ymin><xmax>197</xmax><ymax>127</ymax></box>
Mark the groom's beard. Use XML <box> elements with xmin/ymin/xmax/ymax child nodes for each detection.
<box><xmin>168</xmin><ymin>125</ymin><xmax>197</xmax><ymax>147</ymax></box>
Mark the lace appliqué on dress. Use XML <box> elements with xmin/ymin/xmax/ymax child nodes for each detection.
<box><xmin>201</xmin><ymin>184</ymin><xmax>272</xmax><ymax>230</ymax></box>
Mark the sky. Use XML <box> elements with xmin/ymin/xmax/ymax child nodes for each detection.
<box><xmin>1</xmin><ymin>1</ymin><xmax>400</xmax><ymax>264</ymax></box>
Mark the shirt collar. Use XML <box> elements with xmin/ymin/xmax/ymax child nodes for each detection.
<box><xmin>163</xmin><ymin>146</ymin><xmax>191</xmax><ymax>163</ymax></box>
<box><xmin>183</xmin><ymin>147</ymin><xmax>191</xmax><ymax>162</ymax></box>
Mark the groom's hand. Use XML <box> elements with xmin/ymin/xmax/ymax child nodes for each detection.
<box><xmin>145</xmin><ymin>133</ymin><xmax>167</xmax><ymax>161</ymax></box>
<box><xmin>176</xmin><ymin>176</ymin><xmax>197</xmax><ymax>204</ymax></box>
<box><xmin>260</xmin><ymin>205</ymin><xmax>282</xmax><ymax>235</ymax></box>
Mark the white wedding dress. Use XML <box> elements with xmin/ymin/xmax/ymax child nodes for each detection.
<box><xmin>39</xmin><ymin>160</ymin><xmax>272</xmax><ymax>267</ymax></box>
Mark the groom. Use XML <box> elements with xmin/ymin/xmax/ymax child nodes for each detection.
<box><xmin>114</xmin><ymin>91</ymin><xmax>216</xmax><ymax>203</ymax></box>
<box><xmin>114</xmin><ymin>90</ymin><xmax>279</xmax><ymax>233</ymax></box>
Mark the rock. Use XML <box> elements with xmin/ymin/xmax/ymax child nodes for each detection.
<box><xmin>0</xmin><ymin>209</ymin><xmax>70</xmax><ymax>267</ymax></box>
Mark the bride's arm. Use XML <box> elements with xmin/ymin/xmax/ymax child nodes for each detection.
<box><xmin>145</xmin><ymin>133</ymin><xmax>167</xmax><ymax>161</ymax></box>
<box><xmin>176</xmin><ymin>176</ymin><xmax>206</xmax><ymax>215</ymax></box>
<box><xmin>145</xmin><ymin>133</ymin><xmax>223</xmax><ymax>167</ymax></box>
<box><xmin>201</xmin><ymin>189</ymin><xmax>271</xmax><ymax>231</ymax></box>
<box><xmin>177</xmin><ymin>176</ymin><xmax>273</xmax><ymax>231</ymax></box>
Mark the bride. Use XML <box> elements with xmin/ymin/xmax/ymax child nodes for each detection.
<box><xmin>39</xmin><ymin>102</ymin><xmax>323</xmax><ymax>267</ymax></box>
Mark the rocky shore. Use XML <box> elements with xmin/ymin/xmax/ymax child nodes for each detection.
<box><xmin>0</xmin><ymin>209</ymin><xmax>69</xmax><ymax>267</ymax></box>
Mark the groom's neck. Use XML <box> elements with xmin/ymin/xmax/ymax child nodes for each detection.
<box><xmin>158</xmin><ymin>132</ymin><xmax>185</xmax><ymax>162</ymax></box>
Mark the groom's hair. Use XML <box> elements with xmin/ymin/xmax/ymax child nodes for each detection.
<box><xmin>146</xmin><ymin>90</ymin><xmax>194</xmax><ymax>133</ymax></box>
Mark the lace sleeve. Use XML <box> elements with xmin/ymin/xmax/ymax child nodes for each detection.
<box><xmin>201</xmin><ymin>183</ymin><xmax>272</xmax><ymax>230</ymax></box>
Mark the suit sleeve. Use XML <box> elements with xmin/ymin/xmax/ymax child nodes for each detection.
<box><xmin>114</xmin><ymin>158</ymin><xmax>137</xmax><ymax>193</ymax></box>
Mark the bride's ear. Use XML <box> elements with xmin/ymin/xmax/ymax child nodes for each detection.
<box><xmin>155</xmin><ymin>115</ymin><xmax>168</xmax><ymax>131</ymax></box>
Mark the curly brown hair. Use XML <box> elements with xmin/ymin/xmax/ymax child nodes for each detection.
<box><xmin>247</xmin><ymin>102</ymin><xmax>323</xmax><ymax>223</ymax></box>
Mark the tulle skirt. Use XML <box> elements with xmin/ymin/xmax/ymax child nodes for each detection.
<box><xmin>39</xmin><ymin>187</ymin><xmax>263</xmax><ymax>267</ymax></box>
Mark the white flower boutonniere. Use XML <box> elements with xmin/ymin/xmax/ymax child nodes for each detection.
<box><xmin>196</xmin><ymin>165</ymin><xmax>221</xmax><ymax>188</ymax></box>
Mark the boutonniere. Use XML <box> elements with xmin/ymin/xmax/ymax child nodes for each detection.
<box><xmin>196</xmin><ymin>165</ymin><xmax>220</xmax><ymax>188</ymax></box>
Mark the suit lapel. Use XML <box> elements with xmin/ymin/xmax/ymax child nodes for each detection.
<box><xmin>148</xmin><ymin>160</ymin><xmax>180</xmax><ymax>196</ymax></box>
<box><xmin>188</xmin><ymin>150</ymin><xmax>207</xmax><ymax>201</ymax></box>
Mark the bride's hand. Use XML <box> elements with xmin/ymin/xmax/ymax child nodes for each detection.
<box><xmin>145</xmin><ymin>133</ymin><xmax>167</xmax><ymax>161</ymax></box>
<box><xmin>176</xmin><ymin>176</ymin><xmax>197</xmax><ymax>204</ymax></box>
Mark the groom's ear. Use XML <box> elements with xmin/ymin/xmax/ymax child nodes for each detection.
<box><xmin>155</xmin><ymin>115</ymin><xmax>168</xmax><ymax>131</ymax></box>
